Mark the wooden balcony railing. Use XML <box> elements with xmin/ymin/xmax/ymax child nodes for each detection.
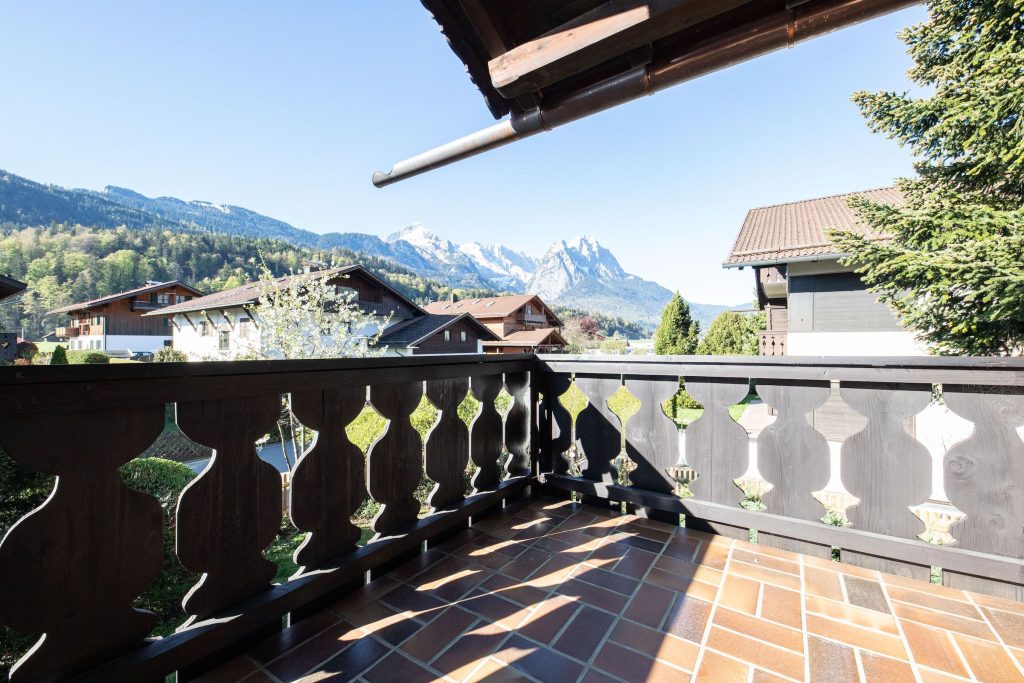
<box><xmin>1</xmin><ymin>353</ymin><xmax>1022</xmax><ymax>681</ymax></box>
<box><xmin>130</xmin><ymin>300</ymin><xmax>162</xmax><ymax>312</ymax></box>
<box><xmin>0</xmin><ymin>355</ymin><xmax>533</xmax><ymax>681</ymax></box>
<box><xmin>533</xmin><ymin>354</ymin><xmax>1024</xmax><ymax>600</ymax></box>
<box><xmin>759</xmin><ymin>330</ymin><xmax>786</xmax><ymax>356</ymax></box>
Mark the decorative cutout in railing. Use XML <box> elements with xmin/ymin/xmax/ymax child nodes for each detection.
<box><xmin>176</xmin><ymin>395</ymin><xmax>283</xmax><ymax>621</ymax></box>
<box><xmin>756</xmin><ymin>379</ymin><xmax>831</xmax><ymax>556</ymax></box>
<box><xmin>0</xmin><ymin>355</ymin><xmax>533</xmax><ymax>682</ymax></box>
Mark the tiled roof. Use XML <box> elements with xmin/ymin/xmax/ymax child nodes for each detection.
<box><xmin>484</xmin><ymin>327</ymin><xmax>566</xmax><ymax>347</ymax></box>
<box><xmin>376</xmin><ymin>313</ymin><xmax>499</xmax><ymax>347</ymax></box>
<box><xmin>425</xmin><ymin>294</ymin><xmax>538</xmax><ymax>318</ymax></box>
<box><xmin>145</xmin><ymin>266</ymin><xmax>430</xmax><ymax>319</ymax></box>
<box><xmin>49</xmin><ymin>280</ymin><xmax>203</xmax><ymax>314</ymax></box>
<box><xmin>725</xmin><ymin>187</ymin><xmax>902</xmax><ymax>266</ymax></box>
<box><xmin>147</xmin><ymin>267</ymin><xmax>359</xmax><ymax>316</ymax></box>
<box><xmin>425</xmin><ymin>294</ymin><xmax>563</xmax><ymax>326</ymax></box>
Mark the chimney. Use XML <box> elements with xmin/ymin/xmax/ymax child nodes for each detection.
<box><xmin>450</xmin><ymin>292</ymin><xmax>459</xmax><ymax>303</ymax></box>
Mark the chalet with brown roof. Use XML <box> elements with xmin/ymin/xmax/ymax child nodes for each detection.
<box><xmin>725</xmin><ymin>188</ymin><xmax>922</xmax><ymax>357</ymax></box>
<box><xmin>0</xmin><ymin>274</ymin><xmax>26</xmax><ymax>362</ymax></box>
<box><xmin>50</xmin><ymin>280</ymin><xmax>204</xmax><ymax>354</ymax></box>
<box><xmin>148</xmin><ymin>266</ymin><xmax>499</xmax><ymax>359</ymax></box>
<box><xmin>424</xmin><ymin>294</ymin><xmax>566</xmax><ymax>353</ymax></box>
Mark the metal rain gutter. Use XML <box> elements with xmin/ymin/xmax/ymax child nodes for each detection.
<box><xmin>372</xmin><ymin>0</ymin><xmax>917</xmax><ymax>187</ymax></box>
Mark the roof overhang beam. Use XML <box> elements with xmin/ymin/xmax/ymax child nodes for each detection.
<box><xmin>373</xmin><ymin>0</ymin><xmax>918</xmax><ymax>187</ymax></box>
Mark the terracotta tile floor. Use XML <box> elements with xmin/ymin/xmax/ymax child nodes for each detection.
<box><xmin>200</xmin><ymin>498</ymin><xmax>1024</xmax><ymax>682</ymax></box>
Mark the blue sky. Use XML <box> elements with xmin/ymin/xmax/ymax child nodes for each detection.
<box><xmin>0</xmin><ymin>2</ymin><xmax>926</xmax><ymax>305</ymax></box>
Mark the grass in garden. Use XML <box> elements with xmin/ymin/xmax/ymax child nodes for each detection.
<box><xmin>269</xmin><ymin>526</ymin><xmax>374</xmax><ymax>584</ymax></box>
<box><xmin>672</xmin><ymin>393</ymin><xmax>755</xmax><ymax>427</ymax></box>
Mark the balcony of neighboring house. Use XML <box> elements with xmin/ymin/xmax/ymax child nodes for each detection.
<box><xmin>760</xmin><ymin>331</ymin><xmax>787</xmax><ymax>356</ymax></box>
<box><xmin>1</xmin><ymin>354</ymin><xmax>1022</xmax><ymax>682</ymax></box>
<box><xmin>130</xmin><ymin>299</ymin><xmax>163</xmax><ymax>312</ymax></box>
<box><xmin>359</xmin><ymin>301</ymin><xmax>394</xmax><ymax>317</ymax></box>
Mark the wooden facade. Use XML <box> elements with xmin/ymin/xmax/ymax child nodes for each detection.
<box><xmin>0</xmin><ymin>275</ymin><xmax>26</xmax><ymax>361</ymax></box>
<box><xmin>54</xmin><ymin>281</ymin><xmax>203</xmax><ymax>350</ymax></box>
<box><xmin>425</xmin><ymin>294</ymin><xmax>566</xmax><ymax>354</ymax></box>
<box><xmin>412</xmin><ymin>317</ymin><xmax>491</xmax><ymax>355</ymax></box>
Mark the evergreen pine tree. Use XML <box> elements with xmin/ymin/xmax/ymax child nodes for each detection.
<box><xmin>829</xmin><ymin>0</ymin><xmax>1024</xmax><ymax>355</ymax></box>
<box><xmin>654</xmin><ymin>292</ymin><xmax>700</xmax><ymax>355</ymax></box>
<box><xmin>49</xmin><ymin>345</ymin><xmax>68</xmax><ymax>365</ymax></box>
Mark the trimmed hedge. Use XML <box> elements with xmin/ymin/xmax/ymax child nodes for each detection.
<box><xmin>66</xmin><ymin>350</ymin><xmax>110</xmax><ymax>364</ymax></box>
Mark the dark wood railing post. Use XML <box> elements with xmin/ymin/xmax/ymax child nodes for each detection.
<box><xmin>289</xmin><ymin>387</ymin><xmax>367</xmax><ymax>571</ymax></box>
<box><xmin>755</xmin><ymin>379</ymin><xmax>832</xmax><ymax>557</ymax></box>
<box><xmin>623</xmin><ymin>374</ymin><xmax>681</xmax><ymax>524</ymax></box>
<box><xmin>839</xmin><ymin>381</ymin><xmax>933</xmax><ymax>580</ymax></box>
<box><xmin>942</xmin><ymin>385</ymin><xmax>1024</xmax><ymax>600</ymax></box>
<box><xmin>176</xmin><ymin>395</ymin><xmax>283</xmax><ymax>622</ymax></box>
<box><xmin>423</xmin><ymin>377</ymin><xmax>472</xmax><ymax>548</ymax></box>
<box><xmin>535</xmin><ymin>372</ymin><xmax>572</xmax><ymax>500</ymax></box>
<box><xmin>575</xmin><ymin>374</ymin><xmax>623</xmax><ymax>513</ymax></box>
<box><xmin>366</xmin><ymin>382</ymin><xmax>423</xmax><ymax>553</ymax></box>
<box><xmin>0</xmin><ymin>406</ymin><xmax>166</xmax><ymax>682</ymax></box>
<box><xmin>685</xmin><ymin>376</ymin><xmax>751</xmax><ymax>538</ymax></box>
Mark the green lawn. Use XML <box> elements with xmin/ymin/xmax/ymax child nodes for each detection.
<box><xmin>675</xmin><ymin>394</ymin><xmax>754</xmax><ymax>428</ymax></box>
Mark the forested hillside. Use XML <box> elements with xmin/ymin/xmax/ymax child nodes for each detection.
<box><xmin>0</xmin><ymin>223</ymin><xmax>496</xmax><ymax>339</ymax></box>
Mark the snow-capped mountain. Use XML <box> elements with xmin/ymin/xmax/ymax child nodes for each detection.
<box><xmin>524</xmin><ymin>236</ymin><xmax>680</xmax><ymax>325</ymax></box>
<box><xmin>0</xmin><ymin>170</ymin><xmax>734</xmax><ymax>330</ymax></box>
<box><xmin>384</xmin><ymin>224</ymin><xmax>537</xmax><ymax>290</ymax></box>
<box><xmin>458</xmin><ymin>241</ymin><xmax>538</xmax><ymax>289</ymax></box>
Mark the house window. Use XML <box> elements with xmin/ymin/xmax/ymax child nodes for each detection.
<box><xmin>525</xmin><ymin>304</ymin><xmax>533</xmax><ymax>315</ymax></box>
<box><xmin>238</xmin><ymin>319</ymin><xmax>249</xmax><ymax>337</ymax></box>
<box><xmin>218</xmin><ymin>331</ymin><xmax>230</xmax><ymax>351</ymax></box>
<box><xmin>200</xmin><ymin>321</ymin><xmax>209</xmax><ymax>336</ymax></box>
<box><xmin>461</xmin><ymin>331</ymin><xmax>467</xmax><ymax>342</ymax></box>
<box><xmin>176</xmin><ymin>294</ymin><xmax>192</xmax><ymax>304</ymax></box>
<box><xmin>444</xmin><ymin>330</ymin><xmax>451</xmax><ymax>342</ymax></box>
<box><xmin>157</xmin><ymin>293</ymin><xmax>170</xmax><ymax>305</ymax></box>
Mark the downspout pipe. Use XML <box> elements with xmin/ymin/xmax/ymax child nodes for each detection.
<box><xmin>372</xmin><ymin>0</ymin><xmax>918</xmax><ymax>187</ymax></box>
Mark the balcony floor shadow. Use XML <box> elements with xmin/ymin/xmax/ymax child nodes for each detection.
<box><xmin>195</xmin><ymin>498</ymin><xmax>1024</xmax><ymax>683</ymax></box>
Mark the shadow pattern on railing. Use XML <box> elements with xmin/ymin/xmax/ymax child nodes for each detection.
<box><xmin>0</xmin><ymin>355</ymin><xmax>533</xmax><ymax>682</ymax></box>
<box><xmin>534</xmin><ymin>355</ymin><xmax>1024</xmax><ymax>606</ymax></box>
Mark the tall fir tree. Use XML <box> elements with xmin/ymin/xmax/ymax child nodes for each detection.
<box><xmin>654</xmin><ymin>292</ymin><xmax>700</xmax><ymax>355</ymax></box>
<box><xmin>829</xmin><ymin>0</ymin><xmax>1024</xmax><ymax>355</ymax></box>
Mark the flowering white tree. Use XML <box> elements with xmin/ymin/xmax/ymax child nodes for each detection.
<box><xmin>241</xmin><ymin>262</ymin><xmax>391</xmax><ymax>361</ymax></box>
<box><xmin>241</xmin><ymin>260</ymin><xmax>393</xmax><ymax>469</ymax></box>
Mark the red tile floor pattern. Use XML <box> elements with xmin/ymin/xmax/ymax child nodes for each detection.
<box><xmin>197</xmin><ymin>498</ymin><xmax>1024</xmax><ymax>682</ymax></box>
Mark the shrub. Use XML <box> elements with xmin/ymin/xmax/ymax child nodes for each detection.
<box><xmin>119</xmin><ymin>458</ymin><xmax>198</xmax><ymax>635</ymax></box>
<box><xmin>677</xmin><ymin>387</ymin><xmax>702</xmax><ymax>410</ymax></box>
<box><xmin>49</xmin><ymin>346</ymin><xmax>69</xmax><ymax>365</ymax></box>
<box><xmin>0</xmin><ymin>449</ymin><xmax>54</xmax><ymax>676</ymax></box>
<box><xmin>66</xmin><ymin>350</ymin><xmax>110</xmax><ymax>364</ymax></box>
<box><xmin>153</xmin><ymin>347</ymin><xmax>188</xmax><ymax>363</ymax></box>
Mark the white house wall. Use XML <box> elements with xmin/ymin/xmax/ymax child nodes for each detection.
<box><xmin>786</xmin><ymin>331</ymin><xmax>927</xmax><ymax>357</ymax></box>
<box><xmin>171</xmin><ymin>308</ymin><xmax>398</xmax><ymax>360</ymax></box>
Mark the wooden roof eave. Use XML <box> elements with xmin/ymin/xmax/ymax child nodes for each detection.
<box><xmin>378</xmin><ymin>0</ymin><xmax>918</xmax><ymax>187</ymax></box>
